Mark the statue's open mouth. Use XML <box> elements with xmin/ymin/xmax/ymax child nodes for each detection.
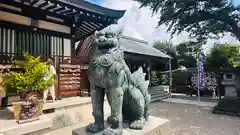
<box><xmin>97</xmin><ymin>40</ymin><xmax>117</xmax><ymax>51</ymax></box>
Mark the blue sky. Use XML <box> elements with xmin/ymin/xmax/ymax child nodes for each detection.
<box><xmin>233</xmin><ymin>0</ymin><xmax>240</xmax><ymax>5</ymax></box>
<box><xmin>86</xmin><ymin>0</ymin><xmax>239</xmax><ymax>52</ymax></box>
<box><xmin>86</xmin><ymin>0</ymin><xmax>102</xmax><ymax>5</ymax></box>
<box><xmin>88</xmin><ymin>0</ymin><xmax>240</xmax><ymax>6</ymax></box>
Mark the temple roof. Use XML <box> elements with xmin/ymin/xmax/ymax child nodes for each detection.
<box><xmin>119</xmin><ymin>36</ymin><xmax>171</xmax><ymax>59</ymax></box>
<box><xmin>1</xmin><ymin>0</ymin><xmax>125</xmax><ymax>40</ymax></box>
<box><xmin>64</xmin><ymin>0</ymin><xmax>125</xmax><ymax>18</ymax></box>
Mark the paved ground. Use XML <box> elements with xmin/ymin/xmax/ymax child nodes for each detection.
<box><xmin>2</xmin><ymin>97</ymin><xmax>239</xmax><ymax>135</ymax></box>
<box><xmin>34</xmin><ymin>100</ymin><xmax>240</xmax><ymax>135</ymax></box>
<box><xmin>162</xmin><ymin>98</ymin><xmax>217</xmax><ymax>107</ymax></box>
<box><xmin>171</xmin><ymin>93</ymin><xmax>220</xmax><ymax>103</ymax></box>
<box><xmin>149</xmin><ymin>102</ymin><xmax>240</xmax><ymax>135</ymax></box>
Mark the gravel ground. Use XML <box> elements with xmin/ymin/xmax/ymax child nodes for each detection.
<box><xmin>149</xmin><ymin>102</ymin><xmax>240</xmax><ymax>135</ymax></box>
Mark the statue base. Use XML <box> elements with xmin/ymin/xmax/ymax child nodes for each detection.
<box><xmin>212</xmin><ymin>98</ymin><xmax>240</xmax><ymax>117</ymax></box>
<box><xmin>72</xmin><ymin>116</ymin><xmax>171</xmax><ymax>135</ymax></box>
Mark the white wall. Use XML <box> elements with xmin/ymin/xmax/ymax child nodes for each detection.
<box><xmin>64</xmin><ymin>39</ymin><xmax>71</xmax><ymax>57</ymax></box>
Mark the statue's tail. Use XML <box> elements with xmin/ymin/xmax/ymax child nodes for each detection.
<box><xmin>131</xmin><ymin>67</ymin><xmax>151</xmax><ymax>112</ymax></box>
<box><xmin>131</xmin><ymin>67</ymin><xmax>149</xmax><ymax>95</ymax></box>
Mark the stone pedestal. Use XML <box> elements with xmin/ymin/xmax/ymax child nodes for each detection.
<box><xmin>212</xmin><ymin>98</ymin><xmax>240</xmax><ymax>117</ymax></box>
<box><xmin>224</xmin><ymin>85</ymin><xmax>238</xmax><ymax>99</ymax></box>
<box><xmin>72</xmin><ymin>116</ymin><xmax>171</xmax><ymax>135</ymax></box>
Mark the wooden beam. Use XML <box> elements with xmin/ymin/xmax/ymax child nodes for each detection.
<box><xmin>82</xmin><ymin>21</ymin><xmax>97</xmax><ymax>30</ymax></box>
<box><xmin>52</xmin><ymin>5</ymin><xmax>65</xmax><ymax>12</ymax></box>
<box><xmin>38</xmin><ymin>1</ymin><xmax>49</xmax><ymax>9</ymax></box>
<box><xmin>76</xmin><ymin>28</ymin><xmax>89</xmax><ymax>35</ymax></box>
<box><xmin>20</xmin><ymin>0</ymin><xmax>29</xmax><ymax>4</ymax></box>
<box><xmin>1</xmin><ymin>1</ymin><xmax>72</xmax><ymax>26</ymax></box>
<box><xmin>81</xmin><ymin>24</ymin><xmax>95</xmax><ymax>32</ymax></box>
<box><xmin>58</xmin><ymin>7</ymin><xmax>71</xmax><ymax>14</ymax></box>
<box><xmin>45</xmin><ymin>3</ymin><xmax>57</xmax><ymax>10</ymax></box>
<box><xmin>75</xmin><ymin>13</ymin><xmax>111</xmax><ymax>26</ymax></box>
<box><xmin>30</xmin><ymin>0</ymin><xmax>39</xmax><ymax>6</ymax></box>
<box><xmin>0</xmin><ymin>20</ymin><xmax>72</xmax><ymax>39</ymax></box>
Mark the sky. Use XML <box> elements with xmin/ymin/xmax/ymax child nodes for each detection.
<box><xmin>86</xmin><ymin>0</ymin><xmax>240</xmax><ymax>53</ymax></box>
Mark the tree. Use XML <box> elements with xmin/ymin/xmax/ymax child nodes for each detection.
<box><xmin>153</xmin><ymin>41</ymin><xmax>179</xmax><ymax>70</ymax></box>
<box><xmin>153</xmin><ymin>40</ymin><xmax>175</xmax><ymax>53</ymax></box>
<box><xmin>205</xmin><ymin>43</ymin><xmax>239</xmax><ymax>69</ymax></box>
<box><xmin>176</xmin><ymin>41</ymin><xmax>202</xmax><ymax>55</ymax></box>
<box><xmin>134</xmin><ymin>0</ymin><xmax>240</xmax><ymax>43</ymax></box>
<box><xmin>175</xmin><ymin>41</ymin><xmax>200</xmax><ymax>68</ymax></box>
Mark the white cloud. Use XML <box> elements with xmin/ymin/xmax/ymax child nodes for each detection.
<box><xmin>100</xmin><ymin>0</ymin><xmax>240</xmax><ymax>52</ymax></box>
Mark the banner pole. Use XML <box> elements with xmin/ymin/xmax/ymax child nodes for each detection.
<box><xmin>169</xmin><ymin>58</ymin><xmax>172</xmax><ymax>103</ymax></box>
<box><xmin>197</xmin><ymin>66</ymin><xmax>200</xmax><ymax>105</ymax></box>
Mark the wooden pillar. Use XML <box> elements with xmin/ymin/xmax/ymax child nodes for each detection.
<box><xmin>169</xmin><ymin>58</ymin><xmax>172</xmax><ymax>101</ymax></box>
<box><xmin>71</xmin><ymin>17</ymin><xmax>76</xmax><ymax>58</ymax></box>
<box><xmin>147</xmin><ymin>64</ymin><xmax>151</xmax><ymax>82</ymax></box>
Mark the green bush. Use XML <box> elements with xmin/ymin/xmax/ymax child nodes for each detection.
<box><xmin>158</xmin><ymin>69</ymin><xmax>192</xmax><ymax>85</ymax></box>
<box><xmin>3</xmin><ymin>52</ymin><xmax>54</xmax><ymax>93</ymax></box>
<box><xmin>157</xmin><ymin>69</ymin><xmax>193</xmax><ymax>93</ymax></box>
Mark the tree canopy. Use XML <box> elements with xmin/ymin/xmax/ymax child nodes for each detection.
<box><xmin>176</xmin><ymin>41</ymin><xmax>202</xmax><ymax>55</ymax></box>
<box><xmin>205</xmin><ymin>43</ymin><xmax>239</xmax><ymax>69</ymax></box>
<box><xmin>153</xmin><ymin>40</ymin><xmax>199</xmax><ymax>69</ymax></box>
<box><xmin>134</xmin><ymin>0</ymin><xmax>240</xmax><ymax>43</ymax></box>
<box><xmin>153</xmin><ymin>41</ymin><xmax>179</xmax><ymax>70</ymax></box>
<box><xmin>175</xmin><ymin>41</ymin><xmax>199</xmax><ymax>68</ymax></box>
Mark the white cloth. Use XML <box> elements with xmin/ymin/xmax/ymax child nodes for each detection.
<box><xmin>43</xmin><ymin>65</ymin><xmax>56</xmax><ymax>102</ymax></box>
<box><xmin>44</xmin><ymin>84</ymin><xmax>55</xmax><ymax>102</ymax></box>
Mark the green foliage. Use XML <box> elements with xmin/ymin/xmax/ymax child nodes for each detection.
<box><xmin>3</xmin><ymin>52</ymin><xmax>54</xmax><ymax>93</ymax></box>
<box><xmin>176</xmin><ymin>41</ymin><xmax>202</xmax><ymax>55</ymax></box>
<box><xmin>175</xmin><ymin>41</ymin><xmax>201</xmax><ymax>68</ymax></box>
<box><xmin>178</xmin><ymin>55</ymin><xmax>197</xmax><ymax>68</ymax></box>
<box><xmin>158</xmin><ymin>69</ymin><xmax>191</xmax><ymax>85</ymax></box>
<box><xmin>153</xmin><ymin>40</ymin><xmax>199</xmax><ymax>69</ymax></box>
<box><xmin>153</xmin><ymin>40</ymin><xmax>175</xmax><ymax>53</ymax></box>
<box><xmin>153</xmin><ymin>41</ymin><xmax>179</xmax><ymax>70</ymax></box>
<box><xmin>158</xmin><ymin>69</ymin><xmax>193</xmax><ymax>93</ymax></box>
<box><xmin>134</xmin><ymin>0</ymin><xmax>240</xmax><ymax>43</ymax></box>
<box><xmin>205</xmin><ymin>44</ymin><xmax>240</xmax><ymax>69</ymax></box>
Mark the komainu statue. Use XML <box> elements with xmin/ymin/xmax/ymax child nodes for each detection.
<box><xmin>86</xmin><ymin>32</ymin><xmax>151</xmax><ymax>135</ymax></box>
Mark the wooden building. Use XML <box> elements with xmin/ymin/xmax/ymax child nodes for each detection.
<box><xmin>118</xmin><ymin>36</ymin><xmax>171</xmax><ymax>86</ymax></box>
<box><xmin>76</xmin><ymin>35</ymin><xmax>171</xmax><ymax>89</ymax></box>
<box><xmin>0</xmin><ymin>0</ymin><xmax>125</xmax><ymax>103</ymax></box>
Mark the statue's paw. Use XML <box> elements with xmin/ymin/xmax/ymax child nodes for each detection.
<box><xmin>107</xmin><ymin>115</ymin><xmax>114</xmax><ymax>124</ymax></box>
<box><xmin>107</xmin><ymin>116</ymin><xmax>119</xmax><ymax>129</ymax></box>
<box><xmin>103</xmin><ymin>127</ymin><xmax>123</xmax><ymax>135</ymax></box>
<box><xmin>86</xmin><ymin>123</ymin><xmax>104</xmax><ymax>133</ymax></box>
<box><xmin>129</xmin><ymin>118</ymin><xmax>145</xmax><ymax>130</ymax></box>
<box><xmin>144</xmin><ymin>112</ymin><xmax>150</xmax><ymax>121</ymax></box>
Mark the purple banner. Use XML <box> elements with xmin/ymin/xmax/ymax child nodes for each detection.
<box><xmin>198</xmin><ymin>54</ymin><xmax>205</xmax><ymax>90</ymax></box>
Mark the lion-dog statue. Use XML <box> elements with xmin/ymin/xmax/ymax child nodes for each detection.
<box><xmin>86</xmin><ymin>32</ymin><xmax>151</xmax><ymax>135</ymax></box>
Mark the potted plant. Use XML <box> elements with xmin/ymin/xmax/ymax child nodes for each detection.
<box><xmin>3</xmin><ymin>52</ymin><xmax>54</xmax><ymax>123</ymax></box>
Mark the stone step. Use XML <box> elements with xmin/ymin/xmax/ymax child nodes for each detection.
<box><xmin>149</xmin><ymin>90</ymin><xmax>166</xmax><ymax>95</ymax></box>
<box><xmin>150</xmin><ymin>92</ymin><xmax>169</xmax><ymax>98</ymax></box>
<box><xmin>0</xmin><ymin>115</ymin><xmax>52</xmax><ymax>135</ymax></box>
<box><xmin>150</xmin><ymin>93</ymin><xmax>170</xmax><ymax>102</ymax></box>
